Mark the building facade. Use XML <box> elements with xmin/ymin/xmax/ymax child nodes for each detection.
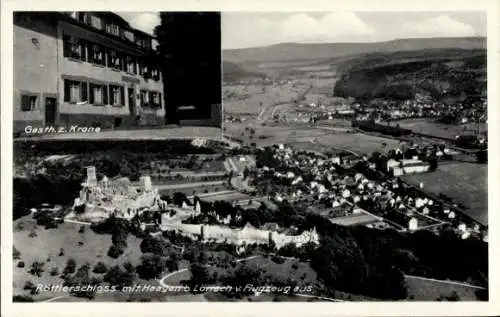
<box><xmin>14</xmin><ymin>12</ymin><xmax>165</xmax><ymax>133</ymax></box>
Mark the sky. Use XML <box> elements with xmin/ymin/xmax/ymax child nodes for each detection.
<box><xmin>115</xmin><ymin>12</ymin><xmax>486</xmax><ymax>50</ymax></box>
<box><xmin>221</xmin><ymin>12</ymin><xmax>486</xmax><ymax>49</ymax></box>
<box><xmin>117</xmin><ymin>12</ymin><xmax>160</xmax><ymax>35</ymax></box>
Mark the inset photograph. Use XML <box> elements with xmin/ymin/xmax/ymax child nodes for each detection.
<box><xmin>222</xmin><ymin>11</ymin><xmax>488</xmax><ymax>301</ymax></box>
<box><xmin>13</xmin><ymin>11</ymin><xmax>222</xmax><ymax>140</ymax></box>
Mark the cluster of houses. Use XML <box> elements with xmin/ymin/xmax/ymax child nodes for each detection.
<box><xmin>387</xmin><ymin>157</ymin><xmax>430</xmax><ymax>176</ymax></box>
<box><xmin>352</xmin><ymin>98</ymin><xmax>487</xmax><ymax>124</ymax></box>
<box><xmin>256</xmin><ymin>144</ymin><xmax>487</xmax><ymax>240</ymax></box>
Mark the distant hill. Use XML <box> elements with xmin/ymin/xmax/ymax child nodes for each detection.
<box><xmin>222</xmin><ymin>61</ymin><xmax>266</xmax><ymax>82</ymax></box>
<box><xmin>333</xmin><ymin>48</ymin><xmax>486</xmax><ymax>102</ymax></box>
<box><xmin>223</xmin><ymin>37</ymin><xmax>486</xmax><ymax>63</ymax></box>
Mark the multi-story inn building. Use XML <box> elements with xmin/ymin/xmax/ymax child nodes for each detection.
<box><xmin>13</xmin><ymin>11</ymin><xmax>165</xmax><ymax>133</ymax></box>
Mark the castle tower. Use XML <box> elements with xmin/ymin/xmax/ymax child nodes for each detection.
<box><xmin>86</xmin><ymin>166</ymin><xmax>97</xmax><ymax>187</ymax></box>
<box><xmin>140</xmin><ymin>176</ymin><xmax>153</xmax><ymax>192</ymax></box>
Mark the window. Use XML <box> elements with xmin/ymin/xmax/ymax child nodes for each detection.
<box><xmin>106</xmin><ymin>23</ymin><xmax>120</xmax><ymax>36</ymax></box>
<box><xmin>109</xmin><ymin>85</ymin><xmax>125</xmax><ymax>106</ymax></box>
<box><xmin>78</xmin><ymin>12</ymin><xmax>91</xmax><ymax>24</ymax></box>
<box><xmin>149</xmin><ymin>91</ymin><xmax>161</xmax><ymax>108</ymax></box>
<box><xmin>88</xmin><ymin>43</ymin><xmax>105</xmax><ymax>66</ymax></box>
<box><xmin>139</xmin><ymin>60</ymin><xmax>148</xmax><ymax>75</ymax></box>
<box><xmin>21</xmin><ymin>95</ymin><xmax>37</xmax><ymax>111</ymax></box>
<box><xmin>63</xmin><ymin>35</ymin><xmax>86</xmax><ymax>61</ymax></box>
<box><xmin>90</xmin><ymin>15</ymin><xmax>102</xmax><ymax>30</ymax></box>
<box><xmin>124</xmin><ymin>30</ymin><xmax>135</xmax><ymax>42</ymax></box>
<box><xmin>126</xmin><ymin>56</ymin><xmax>136</xmax><ymax>74</ymax></box>
<box><xmin>89</xmin><ymin>83</ymin><xmax>107</xmax><ymax>105</ymax></box>
<box><xmin>64</xmin><ymin>79</ymin><xmax>88</xmax><ymax>104</ymax></box>
<box><xmin>107</xmin><ymin>49</ymin><xmax>122</xmax><ymax>70</ymax></box>
<box><xmin>151</xmin><ymin>67</ymin><xmax>160</xmax><ymax>81</ymax></box>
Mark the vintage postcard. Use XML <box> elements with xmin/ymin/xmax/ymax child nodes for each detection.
<box><xmin>1</xmin><ymin>0</ymin><xmax>498</xmax><ymax>316</ymax></box>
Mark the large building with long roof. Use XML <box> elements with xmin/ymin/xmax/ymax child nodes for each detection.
<box><xmin>14</xmin><ymin>11</ymin><xmax>165</xmax><ymax>133</ymax></box>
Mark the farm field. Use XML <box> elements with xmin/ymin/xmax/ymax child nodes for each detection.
<box><xmin>225</xmin><ymin>123</ymin><xmax>328</xmax><ymax>147</ymax></box>
<box><xmin>393</xmin><ymin>120</ymin><xmax>487</xmax><ymax>139</ymax></box>
<box><xmin>405</xmin><ymin>275</ymin><xmax>484</xmax><ymax>301</ymax></box>
<box><xmin>224</xmin><ymin>83</ymin><xmax>306</xmax><ymax>115</ymax></box>
<box><xmin>312</xmin><ymin>132</ymin><xmax>403</xmax><ymax>156</ymax></box>
<box><xmin>159</xmin><ymin>184</ymin><xmax>232</xmax><ymax>198</ymax></box>
<box><xmin>200</xmin><ymin>191</ymin><xmax>251</xmax><ymax>203</ymax></box>
<box><xmin>12</xmin><ymin>217</ymin><xmax>143</xmax><ymax>301</ymax></box>
<box><xmin>329</xmin><ymin>213</ymin><xmax>381</xmax><ymax>226</ymax></box>
<box><xmin>402</xmin><ymin>162</ymin><xmax>487</xmax><ymax>226</ymax></box>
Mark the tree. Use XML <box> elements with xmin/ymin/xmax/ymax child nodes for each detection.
<box><xmin>173</xmin><ymin>192</ymin><xmax>187</xmax><ymax>207</ymax></box>
<box><xmin>50</xmin><ymin>267</ymin><xmax>59</xmax><ymax>276</ymax></box>
<box><xmin>188</xmin><ymin>262</ymin><xmax>210</xmax><ymax>291</ymax></box>
<box><xmin>13</xmin><ymin>246</ymin><xmax>21</xmax><ymax>260</ymax></box>
<box><xmin>155</xmin><ymin>13</ymin><xmax>221</xmax><ymax>124</ymax></box>
<box><xmin>438</xmin><ymin>290</ymin><xmax>461</xmax><ymax>301</ymax></box>
<box><xmin>476</xmin><ymin>150</ymin><xmax>487</xmax><ymax>163</ymax></box>
<box><xmin>136</xmin><ymin>254</ymin><xmax>165</xmax><ymax>280</ymax></box>
<box><xmin>104</xmin><ymin>265</ymin><xmax>134</xmax><ymax>289</ymax></box>
<box><xmin>123</xmin><ymin>261</ymin><xmax>135</xmax><ymax>274</ymax></box>
<box><xmin>428</xmin><ymin>157</ymin><xmax>438</xmax><ymax>171</ymax></box>
<box><xmin>310</xmin><ymin>232</ymin><xmax>368</xmax><ymax>295</ymax></box>
<box><xmin>64</xmin><ymin>263</ymin><xmax>99</xmax><ymax>299</ymax></box>
<box><xmin>108</xmin><ymin>244</ymin><xmax>125</xmax><ymax>259</ymax></box>
<box><xmin>29</xmin><ymin>261</ymin><xmax>45</xmax><ymax>277</ymax></box>
<box><xmin>93</xmin><ymin>262</ymin><xmax>108</xmax><ymax>274</ymax></box>
<box><xmin>13</xmin><ymin>295</ymin><xmax>34</xmax><ymax>302</ymax></box>
<box><xmin>475</xmin><ymin>288</ymin><xmax>488</xmax><ymax>301</ymax></box>
<box><xmin>63</xmin><ymin>258</ymin><xmax>77</xmax><ymax>276</ymax></box>
<box><xmin>140</xmin><ymin>235</ymin><xmax>170</xmax><ymax>256</ymax></box>
<box><xmin>24</xmin><ymin>280</ymin><xmax>36</xmax><ymax>291</ymax></box>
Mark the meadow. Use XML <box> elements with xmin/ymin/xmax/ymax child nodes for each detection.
<box><xmin>402</xmin><ymin>162</ymin><xmax>487</xmax><ymax>226</ymax></box>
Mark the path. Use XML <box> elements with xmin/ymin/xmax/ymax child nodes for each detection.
<box><xmin>157</xmin><ymin>255</ymin><xmax>260</xmax><ymax>288</ymax></box>
<box><xmin>157</xmin><ymin>255</ymin><xmax>343</xmax><ymax>302</ymax></box>
<box><xmin>404</xmin><ymin>275</ymin><xmax>486</xmax><ymax>289</ymax></box>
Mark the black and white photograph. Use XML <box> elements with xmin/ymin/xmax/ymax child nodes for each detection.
<box><xmin>2</xmin><ymin>1</ymin><xmax>498</xmax><ymax>316</ymax></box>
<box><xmin>13</xmin><ymin>11</ymin><xmax>222</xmax><ymax>140</ymax></box>
<box><xmin>222</xmin><ymin>11</ymin><xmax>488</xmax><ymax>302</ymax></box>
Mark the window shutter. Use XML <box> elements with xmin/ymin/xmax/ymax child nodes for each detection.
<box><xmin>121</xmin><ymin>54</ymin><xmax>127</xmax><ymax>72</ymax></box>
<box><xmin>80</xmin><ymin>40</ymin><xmax>86</xmax><ymax>61</ymax></box>
<box><xmin>89</xmin><ymin>84</ymin><xmax>95</xmax><ymax>104</ymax></box>
<box><xmin>159</xmin><ymin>93</ymin><xmax>162</xmax><ymax>107</ymax></box>
<box><xmin>64</xmin><ymin>80</ymin><xmax>70</xmax><ymax>102</ymax></box>
<box><xmin>21</xmin><ymin>95</ymin><xmax>31</xmax><ymax>111</ymax></box>
<box><xmin>149</xmin><ymin>91</ymin><xmax>154</xmax><ymax>106</ymax></box>
<box><xmin>109</xmin><ymin>86</ymin><xmax>115</xmax><ymax>105</ymax></box>
<box><xmin>88</xmin><ymin>42</ymin><xmax>94</xmax><ymax>63</ymax></box>
<box><xmin>81</xmin><ymin>82</ymin><xmax>88</xmax><ymax>102</ymax></box>
<box><xmin>120</xmin><ymin>87</ymin><xmax>125</xmax><ymax>106</ymax></box>
<box><xmin>103</xmin><ymin>85</ymin><xmax>109</xmax><ymax>105</ymax></box>
<box><xmin>63</xmin><ymin>35</ymin><xmax>69</xmax><ymax>57</ymax></box>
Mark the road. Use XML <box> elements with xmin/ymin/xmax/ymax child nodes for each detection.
<box><xmin>404</xmin><ymin>275</ymin><xmax>486</xmax><ymax>289</ymax></box>
<box><xmin>257</xmin><ymin>86</ymin><xmax>312</xmax><ymax>123</ymax></box>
